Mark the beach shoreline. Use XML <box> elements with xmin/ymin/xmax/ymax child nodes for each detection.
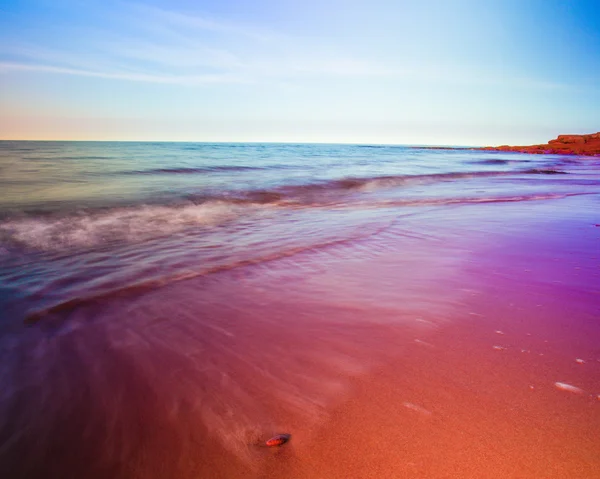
<box><xmin>1</xmin><ymin>146</ymin><xmax>599</xmax><ymax>478</ymax></box>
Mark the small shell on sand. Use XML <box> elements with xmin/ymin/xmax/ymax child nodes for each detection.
<box><xmin>492</xmin><ymin>345</ymin><xmax>506</xmax><ymax>351</ymax></box>
<box><xmin>554</xmin><ymin>382</ymin><xmax>584</xmax><ymax>394</ymax></box>
<box><xmin>265</xmin><ymin>434</ymin><xmax>291</xmax><ymax>447</ymax></box>
<box><xmin>575</xmin><ymin>358</ymin><xmax>585</xmax><ymax>364</ymax></box>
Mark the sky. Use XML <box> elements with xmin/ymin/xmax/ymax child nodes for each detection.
<box><xmin>0</xmin><ymin>0</ymin><xmax>599</xmax><ymax>145</ymax></box>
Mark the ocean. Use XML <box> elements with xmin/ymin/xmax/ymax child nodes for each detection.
<box><xmin>1</xmin><ymin>141</ymin><xmax>599</xmax><ymax>478</ymax></box>
<box><xmin>2</xmin><ymin>141</ymin><xmax>597</xmax><ymax>323</ymax></box>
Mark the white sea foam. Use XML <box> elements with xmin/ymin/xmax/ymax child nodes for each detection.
<box><xmin>0</xmin><ymin>201</ymin><xmax>247</xmax><ymax>251</ymax></box>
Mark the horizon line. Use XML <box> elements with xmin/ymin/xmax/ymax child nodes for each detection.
<box><xmin>0</xmin><ymin>138</ymin><xmax>483</xmax><ymax>148</ymax></box>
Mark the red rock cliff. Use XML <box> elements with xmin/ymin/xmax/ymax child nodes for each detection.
<box><xmin>481</xmin><ymin>132</ymin><xmax>600</xmax><ymax>156</ymax></box>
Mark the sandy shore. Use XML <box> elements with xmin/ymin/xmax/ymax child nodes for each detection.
<box><xmin>2</xmin><ymin>195</ymin><xmax>599</xmax><ymax>479</ymax></box>
<box><xmin>257</xmin><ymin>196</ymin><xmax>600</xmax><ymax>479</ymax></box>
<box><xmin>267</xmin><ymin>285</ymin><xmax>600</xmax><ymax>478</ymax></box>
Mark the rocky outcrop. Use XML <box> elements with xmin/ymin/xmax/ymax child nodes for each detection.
<box><xmin>481</xmin><ymin>132</ymin><xmax>600</xmax><ymax>156</ymax></box>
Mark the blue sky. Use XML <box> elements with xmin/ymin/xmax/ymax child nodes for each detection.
<box><xmin>1</xmin><ymin>0</ymin><xmax>599</xmax><ymax>144</ymax></box>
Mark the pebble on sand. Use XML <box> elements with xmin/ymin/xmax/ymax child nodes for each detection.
<box><xmin>265</xmin><ymin>434</ymin><xmax>291</xmax><ymax>447</ymax></box>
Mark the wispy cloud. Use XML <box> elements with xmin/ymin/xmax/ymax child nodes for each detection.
<box><xmin>129</xmin><ymin>3</ymin><xmax>280</xmax><ymax>42</ymax></box>
<box><xmin>0</xmin><ymin>0</ymin><xmax>413</xmax><ymax>86</ymax></box>
<box><xmin>0</xmin><ymin>61</ymin><xmax>246</xmax><ymax>85</ymax></box>
<box><xmin>0</xmin><ymin>1</ymin><xmax>566</xmax><ymax>90</ymax></box>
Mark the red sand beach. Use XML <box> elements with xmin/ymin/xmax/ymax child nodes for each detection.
<box><xmin>256</xmin><ymin>196</ymin><xmax>600</xmax><ymax>479</ymax></box>
<box><xmin>2</xmin><ymin>194</ymin><xmax>599</xmax><ymax>479</ymax></box>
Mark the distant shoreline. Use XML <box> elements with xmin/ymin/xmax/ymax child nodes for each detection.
<box><xmin>418</xmin><ymin>132</ymin><xmax>600</xmax><ymax>157</ymax></box>
<box><xmin>480</xmin><ymin>132</ymin><xmax>600</xmax><ymax>156</ymax></box>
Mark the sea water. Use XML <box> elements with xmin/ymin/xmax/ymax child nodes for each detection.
<box><xmin>2</xmin><ymin>141</ymin><xmax>597</xmax><ymax>323</ymax></box>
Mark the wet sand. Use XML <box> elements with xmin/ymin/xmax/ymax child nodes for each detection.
<box><xmin>257</xmin><ymin>197</ymin><xmax>600</xmax><ymax>479</ymax></box>
<box><xmin>2</xmin><ymin>195</ymin><xmax>599</xmax><ymax>478</ymax></box>
<box><xmin>271</xmin><ymin>280</ymin><xmax>600</xmax><ymax>478</ymax></box>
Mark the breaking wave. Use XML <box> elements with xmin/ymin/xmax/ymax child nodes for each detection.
<box><xmin>0</xmin><ymin>167</ymin><xmax>574</xmax><ymax>254</ymax></box>
<box><xmin>0</xmin><ymin>201</ymin><xmax>246</xmax><ymax>252</ymax></box>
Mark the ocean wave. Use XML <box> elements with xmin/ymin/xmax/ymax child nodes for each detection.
<box><xmin>9</xmin><ymin>189</ymin><xmax>590</xmax><ymax>324</ymax></box>
<box><xmin>269</xmin><ymin>170</ymin><xmax>513</xmax><ymax>198</ymax></box>
<box><xmin>0</xmin><ymin>168</ymin><xmax>572</xmax><ymax>253</ymax></box>
<box><xmin>523</xmin><ymin>168</ymin><xmax>567</xmax><ymax>175</ymax></box>
<box><xmin>473</xmin><ymin>158</ymin><xmax>512</xmax><ymax>165</ymax></box>
<box><xmin>121</xmin><ymin>167</ymin><xmax>553</xmax><ymax>190</ymax></box>
<box><xmin>22</xmin><ymin>222</ymin><xmax>393</xmax><ymax>324</ymax></box>
<box><xmin>466</xmin><ymin>158</ymin><xmax>526</xmax><ymax>165</ymax></box>
<box><xmin>373</xmin><ymin>192</ymin><xmax>585</xmax><ymax>208</ymax></box>
<box><xmin>0</xmin><ymin>201</ymin><xmax>248</xmax><ymax>252</ymax></box>
<box><xmin>285</xmin><ymin>168</ymin><xmax>568</xmax><ymax>195</ymax></box>
<box><xmin>160</xmin><ymin>170</ymin><xmax>530</xmax><ymax>206</ymax></box>
<box><xmin>121</xmin><ymin>165</ymin><xmax>263</xmax><ymax>175</ymax></box>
